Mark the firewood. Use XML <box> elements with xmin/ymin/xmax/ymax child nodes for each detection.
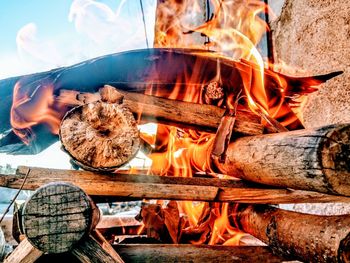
<box><xmin>233</xmin><ymin>204</ymin><xmax>350</xmax><ymax>263</ymax></box>
<box><xmin>7</xmin><ymin>182</ymin><xmax>124</xmax><ymax>263</ymax></box>
<box><xmin>60</xmin><ymin>85</ymin><xmax>264</xmax><ymax>137</ymax></box>
<box><xmin>2</xmin><ymin>166</ymin><xmax>350</xmax><ymax>204</ymax></box>
<box><xmin>114</xmin><ymin>244</ymin><xmax>290</xmax><ymax>262</ymax></box>
<box><xmin>21</xmin><ymin>182</ymin><xmax>100</xmax><ymax>254</ymax></box>
<box><xmin>60</xmin><ymin>93</ymin><xmax>140</xmax><ymax>171</ymax></box>
<box><xmin>4</xmin><ymin>238</ymin><xmax>43</xmax><ymax>263</ymax></box>
<box><xmin>0</xmin><ymin>48</ymin><xmax>341</xmax><ymax>155</ymax></box>
<box><xmin>216</xmin><ymin>123</ymin><xmax>350</xmax><ymax>196</ymax></box>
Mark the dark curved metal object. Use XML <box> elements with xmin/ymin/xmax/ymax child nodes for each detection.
<box><xmin>0</xmin><ymin>48</ymin><xmax>342</xmax><ymax>155</ymax></box>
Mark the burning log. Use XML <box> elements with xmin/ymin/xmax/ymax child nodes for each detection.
<box><xmin>59</xmin><ymin>85</ymin><xmax>262</xmax><ymax>170</ymax></box>
<box><xmin>60</xmin><ymin>89</ymin><xmax>140</xmax><ymax>171</ymax></box>
<box><xmin>5</xmin><ymin>182</ymin><xmax>123</xmax><ymax>263</ymax></box>
<box><xmin>0</xmin><ymin>49</ymin><xmax>341</xmax><ymax>155</ymax></box>
<box><xmin>233</xmin><ymin>204</ymin><xmax>350</xmax><ymax>262</ymax></box>
<box><xmin>2</xmin><ymin>166</ymin><xmax>350</xmax><ymax>204</ymax></box>
<box><xmin>216</xmin><ymin>123</ymin><xmax>350</xmax><ymax>196</ymax></box>
<box><xmin>61</xmin><ymin>85</ymin><xmax>264</xmax><ymax>136</ymax></box>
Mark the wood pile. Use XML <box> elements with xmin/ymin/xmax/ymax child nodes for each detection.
<box><xmin>0</xmin><ymin>79</ymin><xmax>349</xmax><ymax>262</ymax></box>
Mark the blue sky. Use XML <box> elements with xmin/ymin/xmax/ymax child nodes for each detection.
<box><xmin>0</xmin><ymin>0</ymin><xmax>156</xmax><ymax>78</ymax></box>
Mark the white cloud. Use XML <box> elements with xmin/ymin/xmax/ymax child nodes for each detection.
<box><xmin>0</xmin><ymin>0</ymin><xmax>156</xmax><ymax>79</ymax></box>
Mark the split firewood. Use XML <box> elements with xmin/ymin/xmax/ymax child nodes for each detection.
<box><xmin>233</xmin><ymin>204</ymin><xmax>350</xmax><ymax>263</ymax></box>
<box><xmin>136</xmin><ymin>201</ymin><xmax>186</xmax><ymax>244</ymax></box>
<box><xmin>216</xmin><ymin>123</ymin><xmax>350</xmax><ymax>196</ymax></box>
<box><xmin>60</xmin><ymin>87</ymin><xmax>140</xmax><ymax>171</ymax></box>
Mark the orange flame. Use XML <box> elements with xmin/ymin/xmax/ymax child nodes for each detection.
<box><xmin>8</xmin><ymin>0</ymin><xmax>315</xmax><ymax>245</ymax></box>
<box><xmin>10</xmin><ymin>81</ymin><xmax>67</xmax><ymax>144</ymax></box>
<box><xmin>149</xmin><ymin>0</ymin><xmax>280</xmax><ymax>245</ymax></box>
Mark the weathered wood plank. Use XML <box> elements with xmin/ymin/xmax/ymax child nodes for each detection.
<box><xmin>114</xmin><ymin>244</ymin><xmax>291</xmax><ymax>263</ymax></box>
<box><xmin>1</xmin><ymin>166</ymin><xmax>350</xmax><ymax>204</ymax></box>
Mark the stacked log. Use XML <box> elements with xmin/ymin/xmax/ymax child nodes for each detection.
<box><xmin>4</xmin><ymin>183</ymin><xmax>123</xmax><ymax>263</ymax></box>
<box><xmin>233</xmin><ymin>204</ymin><xmax>350</xmax><ymax>262</ymax></box>
<box><xmin>216</xmin><ymin>124</ymin><xmax>350</xmax><ymax>196</ymax></box>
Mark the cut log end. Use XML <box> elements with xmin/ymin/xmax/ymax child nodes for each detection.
<box><xmin>22</xmin><ymin>183</ymin><xmax>100</xmax><ymax>254</ymax></box>
<box><xmin>216</xmin><ymin>123</ymin><xmax>350</xmax><ymax>196</ymax></box>
<box><xmin>321</xmin><ymin>124</ymin><xmax>350</xmax><ymax>195</ymax></box>
<box><xmin>60</xmin><ymin>101</ymin><xmax>140</xmax><ymax>171</ymax></box>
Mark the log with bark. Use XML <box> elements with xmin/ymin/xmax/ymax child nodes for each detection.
<box><xmin>1</xmin><ymin>166</ymin><xmax>350</xmax><ymax>204</ymax></box>
<box><xmin>5</xmin><ymin>182</ymin><xmax>123</xmax><ymax>263</ymax></box>
<box><xmin>232</xmin><ymin>204</ymin><xmax>350</xmax><ymax>263</ymax></box>
<box><xmin>0</xmin><ymin>48</ymin><xmax>341</xmax><ymax>155</ymax></box>
<box><xmin>215</xmin><ymin>123</ymin><xmax>350</xmax><ymax>196</ymax></box>
<box><xmin>60</xmin><ymin>85</ymin><xmax>264</xmax><ymax>136</ymax></box>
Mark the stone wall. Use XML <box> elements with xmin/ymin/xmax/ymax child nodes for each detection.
<box><xmin>271</xmin><ymin>0</ymin><xmax>350</xmax><ymax>128</ymax></box>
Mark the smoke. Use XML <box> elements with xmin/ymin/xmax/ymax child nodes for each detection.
<box><xmin>16</xmin><ymin>23</ymin><xmax>64</xmax><ymax>68</ymax></box>
<box><xmin>3</xmin><ymin>0</ymin><xmax>156</xmax><ymax>79</ymax></box>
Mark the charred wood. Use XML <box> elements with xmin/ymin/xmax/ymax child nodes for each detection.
<box><xmin>0</xmin><ymin>49</ymin><xmax>341</xmax><ymax>154</ymax></box>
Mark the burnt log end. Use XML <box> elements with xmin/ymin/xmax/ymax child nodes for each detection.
<box><xmin>60</xmin><ymin>100</ymin><xmax>140</xmax><ymax>171</ymax></box>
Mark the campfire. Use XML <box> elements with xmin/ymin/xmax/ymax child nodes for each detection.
<box><xmin>1</xmin><ymin>1</ymin><xmax>349</xmax><ymax>263</ymax></box>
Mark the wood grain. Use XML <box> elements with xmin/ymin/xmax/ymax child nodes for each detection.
<box><xmin>72</xmin><ymin>235</ymin><xmax>123</xmax><ymax>263</ymax></box>
<box><xmin>60</xmin><ymin>99</ymin><xmax>140</xmax><ymax>172</ymax></box>
<box><xmin>234</xmin><ymin>204</ymin><xmax>350</xmax><ymax>263</ymax></box>
<box><xmin>114</xmin><ymin>244</ymin><xmax>290</xmax><ymax>263</ymax></box>
<box><xmin>4</xmin><ymin>238</ymin><xmax>43</xmax><ymax>263</ymax></box>
<box><xmin>115</xmin><ymin>86</ymin><xmax>264</xmax><ymax>136</ymax></box>
<box><xmin>21</xmin><ymin>182</ymin><xmax>100</xmax><ymax>254</ymax></box>
<box><xmin>216</xmin><ymin>123</ymin><xmax>350</xmax><ymax>196</ymax></box>
<box><xmin>1</xmin><ymin>166</ymin><xmax>350</xmax><ymax>204</ymax></box>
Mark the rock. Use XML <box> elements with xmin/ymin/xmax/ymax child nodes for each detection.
<box><xmin>272</xmin><ymin>0</ymin><xmax>350</xmax><ymax>215</ymax></box>
<box><xmin>271</xmin><ymin>0</ymin><xmax>350</xmax><ymax>128</ymax></box>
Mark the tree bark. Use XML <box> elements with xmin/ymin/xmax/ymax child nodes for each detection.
<box><xmin>216</xmin><ymin>123</ymin><xmax>350</xmax><ymax>196</ymax></box>
<box><xmin>233</xmin><ymin>204</ymin><xmax>350</xmax><ymax>263</ymax></box>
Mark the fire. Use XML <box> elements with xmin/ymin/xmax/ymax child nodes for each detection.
<box><xmin>8</xmin><ymin>0</ymin><xmax>319</xmax><ymax>246</ymax></box>
<box><xmin>10</xmin><ymin>81</ymin><xmax>67</xmax><ymax>144</ymax></box>
<box><xmin>147</xmin><ymin>0</ymin><xmax>276</xmax><ymax>245</ymax></box>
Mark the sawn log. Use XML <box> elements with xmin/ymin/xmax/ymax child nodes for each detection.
<box><xmin>216</xmin><ymin>123</ymin><xmax>350</xmax><ymax>196</ymax></box>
